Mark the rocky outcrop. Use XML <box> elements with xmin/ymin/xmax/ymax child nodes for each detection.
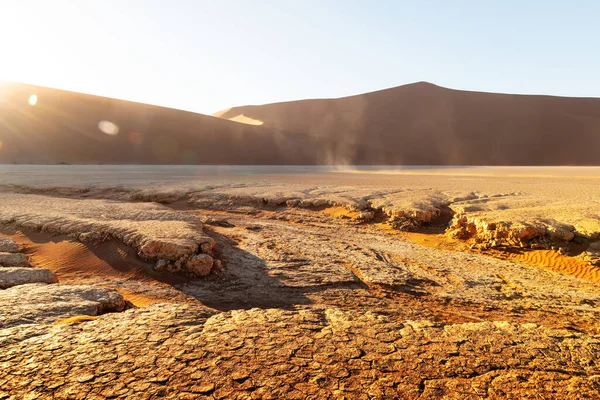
<box><xmin>444</xmin><ymin>195</ymin><xmax>600</xmax><ymax>263</ymax></box>
<box><xmin>0</xmin><ymin>193</ymin><xmax>218</xmax><ymax>277</ymax></box>
<box><xmin>446</xmin><ymin>215</ymin><xmax>576</xmax><ymax>249</ymax></box>
<box><xmin>369</xmin><ymin>191</ymin><xmax>448</xmax><ymax>229</ymax></box>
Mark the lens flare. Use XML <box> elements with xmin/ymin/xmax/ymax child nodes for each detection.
<box><xmin>28</xmin><ymin>94</ymin><xmax>38</xmax><ymax>106</ymax></box>
<box><xmin>98</xmin><ymin>120</ymin><xmax>119</xmax><ymax>135</ymax></box>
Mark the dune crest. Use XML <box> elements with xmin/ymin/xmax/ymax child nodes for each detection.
<box><xmin>227</xmin><ymin>114</ymin><xmax>264</xmax><ymax>125</ymax></box>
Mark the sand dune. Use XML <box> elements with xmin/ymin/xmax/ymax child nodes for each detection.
<box><xmin>0</xmin><ymin>82</ymin><xmax>315</xmax><ymax>164</ymax></box>
<box><xmin>215</xmin><ymin>82</ymin><xmax>600</xmax><ymax>165</ymax></box>
<box><xmin>4</xmin><ymin>81</ymin><xmax>600</xmax><ymax>165</ymax></box>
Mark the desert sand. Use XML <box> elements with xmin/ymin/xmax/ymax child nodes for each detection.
<box><xmin>0</xmin><ymin>82</ymin><xmax>314</xmax><ymax>165</ymax></box>
<box><xmin>2</xmin><ymin>166</ymin><xmax>600</xmax><ymax>398</ymax></box>
<box><xmin>215</xmin><ymin>82</ymin><xmax>600</xmax><ymax>165</ymax></box>
<box><xmin>4</xmin><ymin>81</ymin><xmax>600</xmax><ymax>165</ymax></box>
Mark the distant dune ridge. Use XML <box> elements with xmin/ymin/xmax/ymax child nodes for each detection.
<box><xmin>2</xmin><ymin>81</ymin><xmax>600</xmax><ymax>165</ymax></box>
<box><xmin>215</xmin><ymin>82</ymin><xmax>600</xmax><ymax>165</ymax></box>
<box><xmin>0</xmin><ymin>82</ymin><xmax>315</xmax><ymax>165</ymax></box>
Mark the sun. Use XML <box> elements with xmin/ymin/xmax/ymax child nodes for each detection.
<box><xmin>28</xmin><ymin>94</ymin><xmax>38</xmax><ymax>106</ymax></box>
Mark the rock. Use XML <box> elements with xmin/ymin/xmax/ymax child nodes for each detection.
<box><xmin>0</xmin><ymin>252</ymin><xmax>30</xmax><ymax>268</ymax></box>
<box><xmin>0</xmin><ymin>193</ymin><xmax>216</xmax><ymax>273</ymax></box>
<box><xmin>513</xmin><ymin>225</ymin><xmax>546</xmax><ymax>242</ymax></box>
<box><xmin>200</xmin><ymin>241</ymin><xmax>214</xmax><ymax>254</ymax></box>
<box><xmin>154</xmin><ymin>259</ymin><xmax>170</xmax><ymax>271</ymax></box>
<box><xmin>578</xmin><ymin>242</ymin><xmax>600</xmax><ymax>266</ymax></box>
<box><xmin>185</xmin><ymin>254</ymin><xmax>214</xmax><ymax>277</ymax></box>
<box><xmin>547</xmin><ymin>224</ymin><xmax>575</xmax><ymax>242</ymax></box>
<box><xmin>78</xmin><ymin>232</ymin><xmax>108</xmax><ymax>242</ymax></box>
<box><xmin>0</xmin><ymin>267</ymin><xmax>57</xmax><ymax>289</ymax></box>
<box><xmin>447</xmin><ymin>216</ymin><xmax>552</xmax><ymax>249</ymax></box>
<box><xmin>139</xmin><ymin>239</ymin><xmax>199</xmax><ymax>261</ymax></box>
<box><xmin>358</xmin><ymin>210</ymin><xmax>375</xmax><ymax>221</ymax></box>
<box><xmin>0</xmin><ymin>237</ymin><xmax>19</xmax><ymax>253</ymax></box>
<box><xmin>286</xmin><ymin>199</ymin><xmax>300</xmax><ymax>207</ymax></box>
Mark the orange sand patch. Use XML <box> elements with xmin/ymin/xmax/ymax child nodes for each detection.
<box><xmin>5</xmin><ymin>231</ymin><xmax>148</xmax><ymax>281</ymax></box>
<box><xmin>53</xmin><ymin>315</ymin><xmax>98</xmax><ymax>325</ymax></box>
<box><xmin>116</xmin><ymin>288</ymin><xmax>164</xmax><ymax>307</ymax></box>
<box><xmin>396</xmin><ymin>229</ymin><xmax>600</xmax><ymax>284</ymax></box>
<box><xmin>1</xmin><ymin>228</ymin><xmax>199</xmax><ymax>306</ymax></box>
<box><xmin>322</xmin><ymin>206</ymin><xmax>361</xmax><ymax>220</ymax></box>
<box><xmin>401</xmin><ymin>231</ymin><xmax>466</xmax><ymax>251</ymax></box>
<box><xmin>1</xmin><ymin>229</ymin><xmax>186</xmax><ymax>285</ymax></box>
<box><xmin>495</xmin><ymin>249</ymin><xmax>600</xmax><ymax>284</ymax></box>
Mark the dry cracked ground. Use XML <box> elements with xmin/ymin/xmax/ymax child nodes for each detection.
<box><xmin>2</xmin><ymin>166</ymin><xmax>600</xmax><ymax>399</ymax></box>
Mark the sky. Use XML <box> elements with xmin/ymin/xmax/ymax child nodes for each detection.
<box><xmin>1</xmin><ymin>0</ymin><xmax>599</xmax><ymax>114</ymax></box>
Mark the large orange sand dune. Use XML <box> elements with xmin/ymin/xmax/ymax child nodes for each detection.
<box><xmin>215</xmin><ymin>82</ymin><xmax>600</xmax><ymax>165</ymax></box>
<box><xmin>3</xmin><ymin>81</ymin><xmax>600</xmax><ymax>165</ymax></box>
<box><xmin>0</xmin><ymin>82</ymin><xmax>315</xmax><ymax>164</ymax></box>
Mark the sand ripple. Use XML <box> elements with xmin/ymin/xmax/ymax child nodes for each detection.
<box><xmin>502</xmin><ymin>249</ymin><xmax>600</xmax><ymax>284</ymax></box>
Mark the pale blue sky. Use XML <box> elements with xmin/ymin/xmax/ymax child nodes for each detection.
<box><xmin>1</xmin><ymin>0</ymin><xmax>598</xmax><ymax>114</ymax></box>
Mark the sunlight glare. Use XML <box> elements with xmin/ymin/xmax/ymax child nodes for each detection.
<box><xmin>28</xmin><ymin>94</ymin><xmax>38</xmax><ymax>106</ymax></box>
<box><xmin>98</xmin><ymin>120</ymin><xmax>119</xmax><ymax>135</ymax></box>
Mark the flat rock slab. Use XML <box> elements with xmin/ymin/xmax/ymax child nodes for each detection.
<box><xmin>0</xmin><ymin>267</ymin><xmax>57</xmax><ymax>289</ymax></box>
<box><xmin>0</xmin><ymin>283</ymin><xmax>126</xmax><ymax>328</ymax></box>
<box><xmin>0</xmin><ymin>252</ymin><xmax>30</xmax><ymax>268</ymax></box>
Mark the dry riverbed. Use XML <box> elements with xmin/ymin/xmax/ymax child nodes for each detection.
<box><xmin>2</xmin><ymin>166</ymin><xmax>600</xmax><ymax>399</ymax></box>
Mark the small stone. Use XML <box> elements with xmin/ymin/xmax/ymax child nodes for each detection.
<box><xmin>0</xmin><ymin>252</ymin><xmax>30</xmax><ymax>268</ymax></box>
<box><xmin>359</xmin><ymin>211</ymin><xmax>375</xmax><ymax>221</ymax></box>
<box><xmin>154</xmin><ymin>259</ymin><xmax>170</xmax><ymax>271</ymax></box>
<box><xmin>0</xmin><ymin>237</ymin><xmax>19</xmax><ymax>253</ymax></box>
<box><xmin>200</xmin><ymin>242</ymin><xmax>214</xmax><ymax>253</ymax></box>
<box><xmin>185</xmin><ymin>254</ymin><xmax>214</xmax><ymax>277</ymax></box>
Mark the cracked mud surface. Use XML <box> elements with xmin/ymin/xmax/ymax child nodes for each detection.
<box><xmin>2</xmin><ymin>166</ymin><xmax>600</xmax><ymax>399</ymax></box>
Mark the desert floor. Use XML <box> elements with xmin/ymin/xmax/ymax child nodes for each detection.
<box><xmin>2</xmin><ymin>166</ymin><xmax>600</xmax><ymax>399</ymax></box>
